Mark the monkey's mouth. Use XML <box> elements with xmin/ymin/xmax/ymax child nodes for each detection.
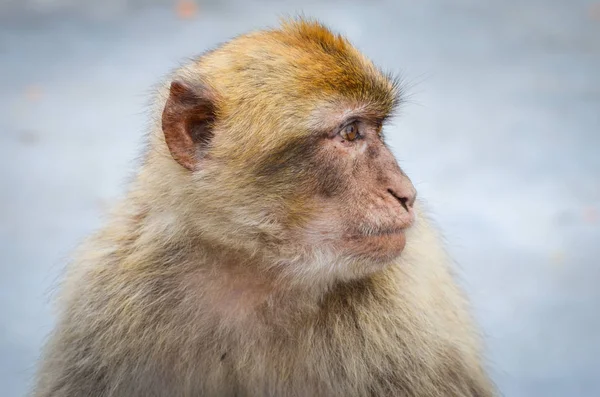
<box><xmin>366</xmin><ymin>228</ymin><xmax>406</xmax><ymax>237</ymax></box>
<box><xmin>342</xmin><ymin>229</ymin><xmax>407</xmax><ymax>259</ymax></box>
<box><xmin>348</xmin><ymin>225</ymin><xmax>409</xmax><ymax>239</ymax></box>
<box><xmin>346</xmin><ymin>227</ymin><xmax>407</xmax><ymax>245</ymax></box>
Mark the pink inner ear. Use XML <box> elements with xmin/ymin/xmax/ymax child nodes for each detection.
<box><xmin>161</xmin><ymin>81</ymin><xmax>216</xmax><ymax>171</ymax></box>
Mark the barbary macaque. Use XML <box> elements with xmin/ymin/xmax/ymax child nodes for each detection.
<box><xmin>33</xmin><ymin>18</ymin><xmax>495</xmax><ymax>397</ymax></box>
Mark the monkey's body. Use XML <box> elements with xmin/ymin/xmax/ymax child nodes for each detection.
<box><xmin>33</xmin><ymin>19</ymin><xmax>495</xmax><ymax>397</ymax></box>
<box><xmin>35</xmin><ymin>213</ymin><xmax>489</xmax><ymax>397</ymax></box>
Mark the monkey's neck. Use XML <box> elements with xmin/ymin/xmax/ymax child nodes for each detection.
<box><xmin>190</xmin><ymin>242</ymin><xmax>341</xmax><ymax>316</ymax></box>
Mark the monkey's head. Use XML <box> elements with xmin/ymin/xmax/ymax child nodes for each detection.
<box><xmin>156</xmin><ymin>19</ymin><xmax>417</xmax><ymax>285</ymax></box>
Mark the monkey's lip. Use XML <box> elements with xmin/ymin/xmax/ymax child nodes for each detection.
<box><xmin>345</xmin><ymin>228</ymin><xmax>407</xmax><ymax>256</ymax></box>
<box><xmin>347</xmin><ymin>227</ymin><xmax>408</xmax><ymax>239</ymax></box>
<box><xmin>369</xmin><ymin>228</ymin><xmax>407</xmax><ymax>237</ymax></box>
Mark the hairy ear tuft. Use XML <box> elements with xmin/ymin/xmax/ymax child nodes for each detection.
<box><xmin>161</xmin><ymin>80</ymin><xmax>216</xmax><ymax>170</ymax></box>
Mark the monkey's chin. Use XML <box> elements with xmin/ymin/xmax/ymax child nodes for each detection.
<box><xmin>346</xmin><ymin>231</ymin><xmax>407</xmax><ymax>263</ymax></box>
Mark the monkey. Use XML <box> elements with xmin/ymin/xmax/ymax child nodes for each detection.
<box><xmin>32</xmin><ymin>18</ymin><xmax>496</xmax><ymax>397</ymax></box>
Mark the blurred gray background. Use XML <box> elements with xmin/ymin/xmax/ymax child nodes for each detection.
<box><xmin>1</xmin><ymin>0</ymin><xmax>599</xmax><ymax>396</ymax></box>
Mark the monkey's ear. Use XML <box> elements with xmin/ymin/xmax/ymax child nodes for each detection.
<box><xmin>161</xmin><ymin>80</ymin><xmax>217</xmax><ymax>170</ymax></box>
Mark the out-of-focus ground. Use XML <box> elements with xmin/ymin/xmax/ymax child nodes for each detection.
<box><xmin>1</xmin><ymin>0</ymin><xmax>599</xmax><ymax>396</ymax></box>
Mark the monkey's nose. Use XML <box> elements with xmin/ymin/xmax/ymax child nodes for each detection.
<box><xmin>387</xmin><ymin>187</ymin><xmax>416</xmax><ymax>213</ymax></box>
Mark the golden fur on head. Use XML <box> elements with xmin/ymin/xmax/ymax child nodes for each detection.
<box><xmin>163</xmin><ymin>18</ymin><xmax>399</xmax><ymax>160</ymax></box>
<box><xmin>33</xmin><ymin>18</ymin><xmax>496</xmax><ymax>397</ymax></box>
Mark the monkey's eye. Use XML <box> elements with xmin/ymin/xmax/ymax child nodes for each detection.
<box><xmin>341</xmin><ymin>122</ymin><xmax>360</xmax><ymax>141</ymax></box>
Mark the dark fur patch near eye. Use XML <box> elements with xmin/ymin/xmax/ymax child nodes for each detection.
<box><xmin>253</xmin><ymin>136</ymin><xmax>317</xmax><ymax>178</ymax></box>
<box><xmin>253</xmin><ymin>135</ymin><xmax>346</xmax><ymax>198</ymax></box>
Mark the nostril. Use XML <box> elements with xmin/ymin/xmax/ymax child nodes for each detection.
<box><xmin>387</xmin><ymin>188</ymin><xmax>413</xmax><ymax>212</ymax></box>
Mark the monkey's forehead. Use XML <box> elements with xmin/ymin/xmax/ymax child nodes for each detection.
<box><xmin>195</xmin><ymin>19</ymin><xmax>401</xmax><ymax>118</ymax></box>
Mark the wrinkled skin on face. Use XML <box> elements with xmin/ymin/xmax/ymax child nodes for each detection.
<box><xmin>247</xmin><ymin>114</ymin><xmax>417</xmax><ymax>277</ymax></box>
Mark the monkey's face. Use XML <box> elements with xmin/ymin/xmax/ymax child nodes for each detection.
<box><xmin>311</xmin><ymin>119</ymin><xmax>415</xmax><ymax>261</ymax></box>
<box><xmin>244</xmin><ymin>110</ymin><xmax>417</xmax><ymax>280</ymax></box>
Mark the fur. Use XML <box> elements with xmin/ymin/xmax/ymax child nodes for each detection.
<box><xmin>32</xmin><ymin>18</ymin><xmax>495</xmax><ymax>397</ymax></box>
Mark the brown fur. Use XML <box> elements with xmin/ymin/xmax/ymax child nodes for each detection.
<box><xmin>32</xmin><ymin>19</ymin><xmax>495</xmax><ymax>397</ymax></box>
